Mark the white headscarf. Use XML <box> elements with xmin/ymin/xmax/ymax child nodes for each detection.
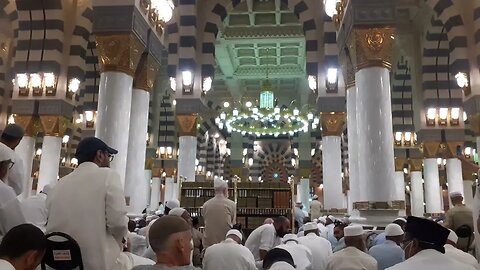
<box><xmin>269</xmin><ymin>261</ymin><xmax>295</xmax><ymax>270</ymax></box>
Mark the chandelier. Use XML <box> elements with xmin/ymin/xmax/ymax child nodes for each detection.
<box><xmin>216</xmin><ymin>81</ymin><xmax>319</xmax><ymax>137</ymax></box>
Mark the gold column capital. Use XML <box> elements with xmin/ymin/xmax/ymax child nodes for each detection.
<box><xmin>177</xmin><ymin>114</ymin><xmax>198</xmax><ymax>137</ymax></box>
<box><xmin>394</xmin><ymin>157</ymin><xmax>407</xmax><ymax>172</ymax></box>
<box><xmin>95</xmin><ymin>33</ymin><xmax>145</xmax><ymax>76</ymax></box>
<box><xmin>444</xmin><ymin>141</ymin><xmax>463</xmax><ymax>158</ymax></box>
<box><xmin>469</xmin><ymin>113</ymin><xmax>480</xmax><ymax>136</ymax></box>
<box><xmin>421</xmin><ymin>141</ymin><xmax>441</xmax><ymax>159</ymax></box>
<box><xmin>348</xmin><ymin>26</ymin><xmax>395</xmax><ymax>71</ymax></box>
<box><xmin>340</xmin><ymin>49</ymin><xmax>355</xmax><ymax>89</ymax></box>
<box><xmin>39</xmin><ymin>115</ymin><xmax>70</xmax><ymax>137</ymax></box>
<box><xmin>298</xmin><ymin>168</ymin><xmax>311</xmax><ymax>179</ymax></box>
<box><xmin>134</xmin><ymin>54</ymin><xmax>160</xmax><ymax>92</ymax></box>
<box><xmin>409</xmin><ymin>158</ymin><xmax>424</xmax><ymax>172</ymax></box>
<box><xmin>321</xmin><ymin>112</ymin><xmax>346</xmax><ymax>136</ymax></box>
<box><xmin>15</xmin><ymin>115</ymin><xmax>42</xmax><ymax>137</ymax></box>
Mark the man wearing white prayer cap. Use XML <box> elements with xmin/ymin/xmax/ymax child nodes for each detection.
<box><xmin>203</xmin><ymin>229</ymin><xmax>256</xmax><ymax>270</ymax></box>
<box><xmin>268</xmin><ymin>261</ymin><xmax>295</xmax><ymax>270</ymax></box>
<box><xmin>276</xmin><ymin>234</ymin><xmax>312</xmax><ymax>270</ymax></box>
<box><xmin>326</xmin><ymin>225</ymin><xmax>377</xmax><ymax>270</ymax></box>
<box><xmin>368</xmin><ymin>224</ymin><xmax>405</xmax><ymax>270</ymax></box>
<box><xmin>202</xmin><ymin>176</ymin><xmax>236</xmax><ymax>248</ymax></box>
<box><xmin>298</xmin><ymin>222</ymin><xmax>332</xmax><ymax>270</ymax></box>
<box><xmin>443</xmin><ymin>229</ymin><xmax>478</xmax><ymax>269</ymax></box>
<box><xmin>1</xmin><ymin>124</ymin><xmax>27</xmax><ymax>197</ymax></box>
<box><xmin>444</xmin><ymin>191</ymin><xmax>473</xmax><ymax>251</ymax></box>
<box><xmin>168</xmin><ymin>208</ymin><xmax>202</xmax><ymax>267</ymax></box>
<box><xmin>310</xmin><ymin>194</ymin><xmax>322</xmax><ymax>220</ymax></box>
<box><xmin>165</xmin><ymin>199</ymin><xmax>180</xmax><ymax>215</ymax></box>
<box><xmin>373</xmin><ymin>217</ymin><xmax>407</xmax><ymax>246</ymax></box>
<box><xmin>325</xmin><ymin>215</ymin><xmax>338</xmax><ymax>246</ymax></box>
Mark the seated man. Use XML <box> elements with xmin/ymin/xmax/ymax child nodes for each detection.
<box><xmin>132</xmin><ymin>215</ymin><xmax>200</xmax><ymax>270</ymax></box>
<box><xmin>0</xmin><ymin>224</ymin><xmax>47</xmax><ymax>270</ymax></box>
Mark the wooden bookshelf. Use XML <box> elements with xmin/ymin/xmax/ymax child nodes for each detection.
<box><xmin>180</xmin><ymin>181</ymin><xmax>293</xmax><ymax>236</ymax></box>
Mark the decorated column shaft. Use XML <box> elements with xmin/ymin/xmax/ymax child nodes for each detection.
<box><xmin>445</xmin><ymin>141</ymin><xmax>464</xmax><ymax>198</ymax></box>
<box><xmin>422</xmin><ymin>142</ymin><xmax>442</xmax><ymax>215</ymax></box>
<box><xmin>177</xmin><ymin>114</ymin><xmax>198</xmax><ymax>182</ymax></box>
<box><xmin>393</xmin><ymin>157</ymin><xmax>406</xmax><ymax>211</ymax></box>
<box><xmin>409</xmin><ymin>158</ymin><xmax>425</xmax><ymax>217</ymax></box>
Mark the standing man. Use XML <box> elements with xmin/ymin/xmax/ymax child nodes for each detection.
<box><xmin>298</xmin><ymin>222</ymin><xmax>332</xmax><ymax>270</ymax></box>
<box><xmin>326</xmin><ymin>225</ymin><xmax>377</xmax><ymax>270</ymax></box>
<box><xmin>294</xmin><ymin>202</ymin><xmax>306</xmax><ymax>231</ymax></box>
<box><xmin>46</xmin><ymin>137</ymin><xmax>128</xmax><ymax>270</ymax></box>
<box><xmin>245</xmin><ymin>216</ymin><xmax>291</xmax><ymax>264</ymax></box>
<box><xmin>368</xmin><ymin>223</ymin><xmax>405</xmax><ymax>270</ymax></box>
<box><xmin>310</xmin><ymin>195</ymin><xmax>322</xmax><ymax>220</ymax></box>
<box><xmin>203</xmin><ymin>229</ymin><xmax>256</xmax><ymax>270</ymax></box>
<box><xmin>444</xmin><ymin>191</ymin><xmax>473</xmax><ymax>251</ymax></box>
<box><xmin>202</xmin><ymin>177</ymin><xmax>236</xmax><ymax>248</ymax></box>
<box><xmin>0</xmin><ymin>124</ymin><xmax>26</xmax><ymax>196</ymax></box>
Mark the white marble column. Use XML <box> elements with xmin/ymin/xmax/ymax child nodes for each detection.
<box><xmin>150</xmin><ymin>176</ymin><xmax>160</xmax><ymax>212</ymax></box>
<box><xmin>15</xmin><ymin>136</ymin><xmax>35</xmax><ymax>198</ymax></box>
<box><xmin>410</xmin><ymin>171</ymin><xmax>425</xmax><ymax>217</ymax></box>
<box><xmin>322</xmin><ymin>135</ymin><xmax>343</xmax><ymax>209</ymax></box>
<box><xmin>424</xmin><ymin>158</ymin><xmax>442</xmax><ymax>213</ymax></box>
<box><xmin>37</xmin><ymin>136</ymin><xmax>62</xmax><ymax>193</ymax></box>
<box><xmin>178</xmin><ymin>136</ymin><xmax>197</xmax><ymax>182</ymax></box>
<box><xmin>463</xmin><ymin>180</ymin><xmax>474</xmax><ymax>208</ymax></box>
<box><xmin>125</xmin><ymin>88</ymin><xmax>150</xmax><ymax>213</ymax></box>
<box><xmin>346</xmin><ymin>86</ymin><xmax>361</xmax><ymax>206</ymax></box>
<box><xmin>164</xmin><ymin>177</ymin><xmax>178</xmax><ymax>203</ymax></box>
<box><xmin>95</xmin><ymin>71</ymin><xmax>133</xmax><ymax>188</ymax></box>
<box><xmin>393</xmin><ymin>171</ymin><xmax>406</xmax><ymax>202</ymax></box>
<box><xmin>355</xmin><ymin>67</ymin><xmax>395</xmax><ymax>202</ymax></box>
<box><xmin>298</xmin><ymin>178</ymin><xmax>310</xmax><ymax>212</ymax></box>
<box><xmin>446</xmin><ymin>158</ymin><xmax>464</xmax><ymax>196</ymax></box>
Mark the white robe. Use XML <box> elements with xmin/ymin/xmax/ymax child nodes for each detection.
<box><xmin>386</xmin><ymin>249</ymin><xmax>476</xmax><ymax>270</ymax></box>
<box><xmin>326</xmin><ymin>246</ymin><xmax>377</xmax><ymax>270</ymax></box>
<box><xmin>20</xmin><ymin>193</ymin><xmax>48</xmax><ymax>231</ymax></box>
<box><xmin>46</xmin><ymin>162</ymin><xmax>128</xmax><ymax>270</ymax></box>
<box><xmin>298</xmin><ymin>233</ymin><xmax>333</xmax><ymax>270</ymax></box>
<box><xmin>0</xmin><ymin>180</ymin><xmax>25</xmax><ymax>237</ymax></box>
<box><xmin>203</xmin><ymin>238</ymin><xmax>256</xmax><ymax>270</ymax></box>
<box><xmin>276</xmin><ymin>242</ymin><xmax>313</xmax><ymax>270</ymax></box>
<box><xmin>443</xmin><ymin>244</ymin><xmax>479</xmax><ymax>269</ymax></box>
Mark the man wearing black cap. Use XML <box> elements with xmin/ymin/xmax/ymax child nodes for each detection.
<box><xmin>386</xmin><ymin>216</ymin><xmax>476</xmax><ymax>270</ymax></box>
<box><xmin>46</xmin><ymin>137</ymin><xmax>128</xmax><ymax>270</ymax></box>
<box><xmin>1</xmin><ymin>124</ymin><xmax>26</xmax><ymax>196</ymax></box>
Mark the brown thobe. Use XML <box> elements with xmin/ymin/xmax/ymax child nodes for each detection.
<box><xmin>201</xmin><ymin>195</ymin><xmax>236</xmax><ymax>248</ymax></box>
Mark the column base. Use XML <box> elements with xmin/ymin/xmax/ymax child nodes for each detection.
<box><xmin>321</xmin><ymin>208</ymin><xmax>348</xmax><ymax>216</ymax></box>
<box><xmin>357</xmin><ymin>209</ymin><xmax>400</xmax><ymax>226</ymax></box>
<box><xmin>353</xmin><ymin>201</ymin><xmax>405</xmax><ymax>210</ymax></box>
<box><xmin>424</xmin><ymin>213</ymin><xmax>443</xmax><ymax>219</ymax></box>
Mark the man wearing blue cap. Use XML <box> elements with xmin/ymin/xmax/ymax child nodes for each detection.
<box><xmin>46</xmin><ymin>137</ymin><xmax>128</xmax><ymax>270</ymax></box>
<box><xmin>386</xmin><ymin>216</ymin><xmax>476</xmax><ymax>270</ymax></box>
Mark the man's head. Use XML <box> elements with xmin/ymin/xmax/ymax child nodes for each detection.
<box><xmin>385</xmin><ymin>223</ymin><xmax>404</xmax><ymax>245</ymax></box>
<box><xmin>128</xmin><ymin>220</ymin><xmax>137</xmax><ymax>232</ymax></box>
<box><xmin>264</xmin><ymin>218</ymin><xmax>274</xmax><ymax>225</ymax></box>
<box><xmin>344</xmin><ymin>225</ymin><xmax>365</xmax><ymax>251</ymax></box>
<box><xmin>262</xmin><ymin>248</ymin><xmax>295</xmax><ymax>270</ymax></box>
<box><xmin>138</xmin><ymin>218</ymin><xmax>147</xmax><ymax>229</ymax></box>
<box><xmin>164</xmin><ymin>199</ymin><xmax>180</xmax><ymax>215</ymax></box>
<box><xmin>75</xmin><ymin>137</ymin><xmax>117</xmax><ymax>167</ymax></box>
<box><xmin>333</xmin><ymin>223</ymin><xmax>346</xmax><ymax>240</ymax></box>
<box><xmin>295</xmin><ymin>202</ymin><xmax>303</xmax><ymax>209</ymax></box>
<box><xmin>326</xmin><ymin>215</ymin><xmax>335</xmax><ymax>225</ymax></box>
<box><xmin>281</xmin><ymin>234</ymin><xmax>298</xmax><ymax>245</ymax></box>
<box><xmin>0</xmin><ymin>142</ymin><xmax>14</xmax><ymax>180</ymax></box>
<box><xmin>148</xmin><ymin>215</ymin><xmax>193</xmax><ymax>266</ymax></box>
<box><xmin>226</xmin><ymin>229</ymin><xmax>243</xmax><ymax>244</ymax></box>
<box><xmin>303</xmin><ymin>222</ymin><xmax>319</xmax><ymax>236</ymax></box>
<box><xmin>318</xmin><ymin>217</ymin><xmax>327</xmax><ymax>225</ymax></box>
<box><xmin>393</xmin><ymin>217</ymin><xmax>407</xmax><ymax>231</ymax></box>
<box><xmin>450</xmin><ymin>191</ymin><xmax>464</xmax><ymax>206</ymax></box>
<box><xmin>312</xmin><ymin>194</ymin><xmax>319</xmax><ymax>201</ymax></box>
<box><xmin>446</xmin><ymin>229</ymin><xmax>458</xmax><ymax>247</ymax></box>
<box><xmin>0</xmin><ymin>224</ymin><xmax>46</xmax><ymax>270</ymax></box>
<box><xmin>1</xmin><ymin>124</ymin><xmax>24</xmax><ymax>150</ymax></box>
<box><xmin>40</xmin><ymin>184</ymin><xmax>53</xmax><ymax>196</ymax></box>
<box><xmin>214</xmin><ymin>177</ymin><xmax>229</xmax><ymax>197</ymax></box>
<box><xmin>402</xmin><ymin>216</ymin><xmax>450</xmax><ymax>259</ymax></box>
<box><xmin>168</xmin><ymin>207</ymin><xmax>192</xmax><ymax>227</ymax></box>
<box><xmin>273</xmin><ymin>216</ymin><xmax>291</xmax><ymax>238</ymax></box>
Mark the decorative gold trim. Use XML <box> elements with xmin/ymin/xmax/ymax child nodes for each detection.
<box><xmin>445</xmin><ymin>141</ymin><xmax>463</xmax><ymax>158</ymax></box>
<box><xmin>421</xmin><ymin>141</ymin><xmax>441</xmax><ymax>159</ymax></box>
<box><xmin>391</xmin><ymin>200</ymin><xmax>405</xmax><ymax>210</ymax></box>
<box><xmin>409</xmin><ymin>158</ymin><xmax>424</xmax><ymax>172</ymax></box>
<box><xmin>423</xmin><ymin>213</ymin><xmax>443</xmax><ymax>218</ymax></box>
<box><xmin>134</xmin><ymin>54</ymin><xmax>160</xmax><ymax>92</ymax></box>
<box><xmin>349</xmin><ymin>27</ymin><xmax>395</xmax><ymax>71</ymax></box>
<box><xmin>298</xmin><ymin>168</ymin><xmax>311</xmax><ymax>178</ymax></box>
<box><xmin>353</xmin><ymin>201</ymin><xmax>393</xmax><ymax>210</ymax></box>
<box><xmin>177</xmin><ymin>114</ymin><xmax>197</xmax><ymax>136</ymax></box>
<box><xmin>321</xmin><ymin>112</ymin><xmax>346</xmax><ymax>136</ymax></box>
<box><xmin>14</xmin><ymin>115</ymin><xmax>41</xmax><ymax>137</ymax></box>
<box><xmin>39</xmin><ymin>115</ymin><xmax>70</xmax><ymax>137</ymax></box>
<box><xmin>95</xmin><ymin>33</ymin><xmax>145</xmax><ymax>76</ymax></box>
<box><xmin>394</xmin><ymin>157</ymin><xmax>406</xmax><ymax>172</ymax></box>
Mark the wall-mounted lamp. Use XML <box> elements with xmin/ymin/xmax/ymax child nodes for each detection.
<box><xmin>202</xmin><ymin>77</ymin><xmax>212</xmax><ymax>93</ymax></box>
<box><xmin>70</xmin><ymin>157</ymin><xmax>78</xmax><ymax>168</ymax></box>
<box><xmin>66</xmin><ymin>78</ymin><xmax>81</xmax><ymax>99</ymax></box>
<box><xmin>7</xmin><ymin>114</ymin><xmax>15</xmax><ymax>124</ymax></box>
<box><xmin>324</xmin><ymin>0</ymin><xmax>340</xmax><ymax>17</ymax></box>
<box><xmin>464</xmin><ymin>147</ymin><xmax>472</xmax><ymax>159</ymax></box>
<box><xmin>182</xmin><ymin>71</ymin><xmax>193</xmax><ymax>94</ymax></box>
<box><xmin>15</xmin><ymin>72</ymin><xmax>58</xmax><ymax>97</ymax></box>
<box><xmin>426</xmin><ymin>108</ymin><xmax>436</xmax><ymax>126</ymax></box>
<box><xmin>426</xmin><ymin>107</ymin><xmax>462</xmax><ymax>127</ymax></box>
<box><xmin>62</xmin><ymin>135</ymin><xmax>70</xmax><ymax>145</ymax></box>
<box><xmin>394</xmin><ymin>131</ymin><xmax>417</xmax><ymax>147</ymax></box>
<box><xmin>326</xmin><ymin>68</ymin><xmax>338</xmax><ymax>93</ymax></box>
<box><xmin>439</xmin><ymin>108</ymin><xmax>448</xmax><ymax>125</ymax></box>
<box><xmin>35</xmin><ymin>148</ymin><xmax>42</xmax><ymax>158</ymax></box>
<box><xmin>455</xmin><ymin>72</ymin><xmax>471</xmax><ymax>96</ymax></box>
<box><xmin>308</xmin><ymin>75</ymin><xmax>317</xmax><ymax>92</ymax></box>
<box><xmin>84</xmin><ymin>111</ymin><xmax>96</xmax><ymax>128</ymax></box>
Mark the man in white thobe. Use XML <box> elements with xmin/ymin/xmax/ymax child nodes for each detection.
<box><xmin>443</xmin><ymin>229</ymin><xmax>478</xmax><ymax>269</ymax></box>
<box><xmin>298</xmin><ymin>222</ymin><xmax>332</xmax><ymax>270</ymax></box>
<box><xmin>326</xmin><ymin>225</ymin><xmax>377</xmax><ymax>270</ymax></box>
<box><xmin>310</xmin><ymin>195</ymin><xmax>322</xmax><ymax>220</ymax></box>
<box><xmin>19</xmin><ymin>184</ymin><xmax>52</xmax><ymax>232</ymax></box>
<box><xmin>47</xmin><ymin>137</ymin><xmax>128</xmax><ymax>270</ymax></box>
<box><xmin>294</xmin><ymin>202</ymin><xmax>306</xmax><ymax>230</ymax></box>
<box><xmin>0</xmin><ymin>124</ymin><xmax>26</xmax><ymax>197</ymax></box>
<box><xmin>202</xmin><ymin>177</ymin><xmax>236</xmax><ymax>248</ymax></box>
<box><xmin>276</xmin><ymin>234</ymin><xmax>312</xmax><ymax>270</ymax></box>
<box><xmin>203</xmin><ymin>229</ymin><xmax>256</xmax><ymax>270</ymax></box>
<box><xmin>386</xmin><ymin>216</ymin><xmax>476</xmax><ymax>270</ymax></box>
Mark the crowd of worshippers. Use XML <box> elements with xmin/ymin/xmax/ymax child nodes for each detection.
<box><xmin>0</xmin><ymin>127</ymin><xmax>479</xmax><ymax>269</ymax></box>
